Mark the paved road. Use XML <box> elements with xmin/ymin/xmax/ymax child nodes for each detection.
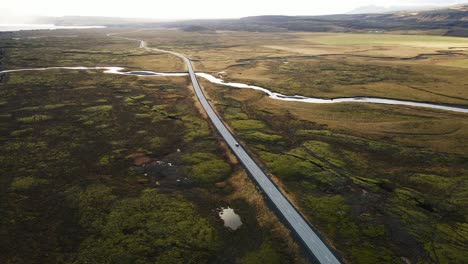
<box><xmin>186</xmin><ymin>58</ymin><xmax>340</xmax><ymax>264</ymax></box>
<box><xmin>117</xmin><ymin>36</ymin><xmax>341</xmax><ymax>264</ymax></box>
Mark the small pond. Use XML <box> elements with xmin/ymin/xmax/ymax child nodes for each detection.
<box><xmin>218</xmin><ymin>207</ymin><xmax>242</xmax><ymax>230</ymax></box>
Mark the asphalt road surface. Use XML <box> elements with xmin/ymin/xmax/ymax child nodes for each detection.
<box><xmin>183</xmin><ymin>53</ymin><xmax>340</xmax><ymax>264</ymax></box>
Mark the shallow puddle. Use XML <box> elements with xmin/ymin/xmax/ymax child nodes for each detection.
<box><xmin>219</xmin><ymin>207</ymin><xmax>242</xmax><ymax>230</ymax></box>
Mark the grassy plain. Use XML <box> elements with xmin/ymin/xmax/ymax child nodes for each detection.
<box><xmin>301</xmin><ymin>33</ymin><xmax>468</xmax><ymax>47</ymax></box>
<box><xmin>0</xmin><ymin>30</ymin><xmax>301</xmax><ymax>263</ymax></box>
<box><xmin>0</xmin><ymin>29</ymin><xmax>185</xmax><ymax>72</ymax></box>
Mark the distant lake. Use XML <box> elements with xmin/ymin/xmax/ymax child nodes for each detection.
<box><xmin>0</xmin><ymin>24</ymin><xmax>105</xmax><ymax>32</ymax></box>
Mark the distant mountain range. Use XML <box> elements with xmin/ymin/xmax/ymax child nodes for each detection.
<box><xmin>159</xmin><ymin>4</ymin><xmax>468</xmax><ymax>37</ymax></box>
<box><xmin>0</xmin><ymin>12</ymin><xmax>170</xmax><ymax>26</ymax></box>
<box><xmin>347</xmin><ymin>5</ymin><xmax>438</xmax><ymax>14</ymax></box>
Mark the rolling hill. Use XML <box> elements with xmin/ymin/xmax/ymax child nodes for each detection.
<box><xmin>160</xmin><ymin>4</ymin><xmax>468</xmax><ymax>36</ymax></box>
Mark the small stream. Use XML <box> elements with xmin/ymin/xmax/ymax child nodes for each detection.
<box><xmin>2</xmin><ymin>66</ymin><xmax>467</xmax><ymax>114</ymax></box>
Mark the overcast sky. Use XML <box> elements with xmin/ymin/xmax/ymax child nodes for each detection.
<box><xmin>2</xmin><ymin>0</ymin><xmax>467</xmax><ymax>19</ymax></box>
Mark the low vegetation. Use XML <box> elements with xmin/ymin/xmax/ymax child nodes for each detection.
<box><xmin>76</xmin><ymin>187</ymin><xmax>219</xmax><ymax>263</ymax></box>
<box><xmin>182</xmin><ymin>152</ymin><xmax>231</xmax><ymax>183</ymax></box>
<box><xmin>205</xmin><ymin>81</ymin><xmax>468</xmax><ymax>264</ymax></box>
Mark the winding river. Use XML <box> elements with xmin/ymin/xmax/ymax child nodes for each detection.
<box><xmin>195</xmin><ymin>73</ymin><xmax>468</xmax><ymax>113</ymax></box>
<box><xmin>0</xmin><ymin>67</ymin><xmax>187</xmax><ymax>77</ymax></box>
<box><xmin>2</xmin><ymin>66</ymin><xmax>467</xmax><ymax>114</ymax></box>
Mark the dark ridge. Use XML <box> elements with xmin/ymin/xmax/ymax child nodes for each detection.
<box><xmin>159</xmin><ymin>5</ymin><xmax>468</xmax><ymax>36</ymax></box>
